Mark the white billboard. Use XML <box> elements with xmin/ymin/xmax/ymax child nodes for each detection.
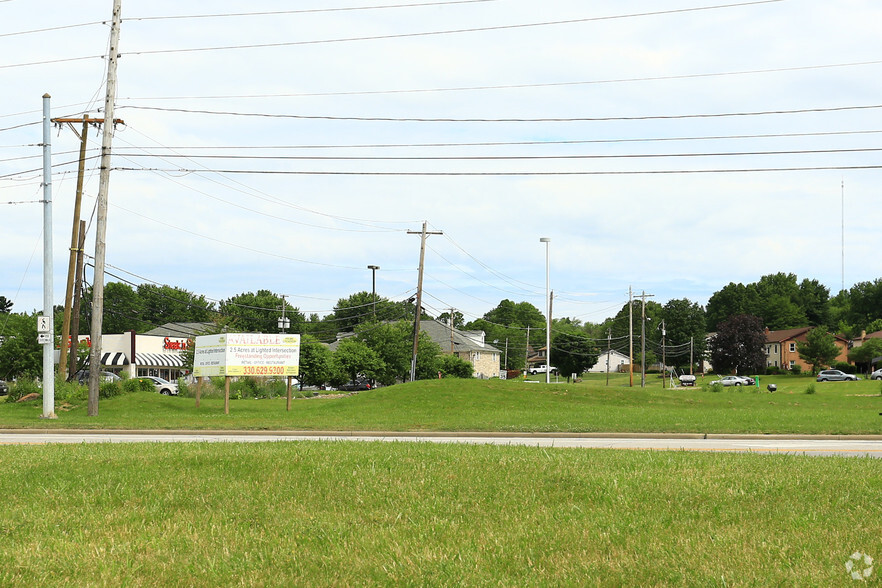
<box><xmin>193</xmin><ymin>333</ymin><xmax>300</xmax><ymax>377</ymax></box>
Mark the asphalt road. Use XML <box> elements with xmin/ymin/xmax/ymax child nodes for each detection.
<box><xmin>2</xmin><ymin>430</ymin><xmax>882</xmax><ymax>457</ymax></box>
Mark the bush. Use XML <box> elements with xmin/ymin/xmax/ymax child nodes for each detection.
<box><xmin>437</xmin><ymin>354</ymin><xmax>474</xmax><ymax>379</ymax></box>
<box><xmin>122</xmin><ymin>378</ymin><xmax>154</xmax><ymax>394</ymax></box>
<box><xmin>765</xmin><ymin>366</ymin><xmax>781</xmax><ymax>375</ymax></box>
<box><xmin>5</xmin><ymin>379</ymin><xmax>40</xmax><ymax>402</ymax></box>
<box><xmin>831</xmin><ymin>361</ymin><xmax>857</xmax><ymax>374</ymax></box>
<box><xmin>790</xmin><ymin>365</ymin><xmax>802</xmax><ymax>375</ymax></box>
<box><xmin>99</xmin><ymin>381</ymin><xmax>123</xmax><ymax>399</ymax></box>
<box><xmin>707</xmin><ymin>382</ymin><xmax>724</xmax><ymax>393</ymax></box>
<box><xmin>805</xmin><ymin>383</ymin><xmax>816</xmax><ymax>395</ymax></box>
<box><xmin>55</xmin><ymin>379</ymin><xmax>87</xmax><ymax>403</ymax></box>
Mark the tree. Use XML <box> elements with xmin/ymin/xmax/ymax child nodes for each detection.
<box><xmin>103</xmin><ymin>282</ymin><xmax>145</xmax><ymax>333</ymax></box>
<box><xmin>708</xmin><ymin>314</ymin><xmax>766</xmax><ymax>375</ymax></box>
<box><xmin>798</xmin><ymin>278</ymin><xmax>830</xmax><ymax>327</ymax></box>
<box><xmin>219</xmin><ymin>290</ymin><xmax>303</xmax><ymax>334</ymax></box>
<box><xmin>706</xmin><ymin>282</ymin><xmax>757</xmax><ymax>331</ymax></box>
<box><xmin>848</xmin><ymin>338</ymin><xmax>882</xmax><ymax>372</ymax></box>
<box><xmin>436</xmin><ymin>310</ymin><xmax>465</xmax><ymax>328</ymax></box>
<box><xmin>138</xmin><ymin>284</ymin><xmax>214</xmax><ymax>327</ymax></box>
<box><xmin>0</xmin><ymin>296</ymin><xmax>13</xmax><ymax>313</ymax></box>
<box><xmin>797</xmin><ymin>328</ymin><xmax>840</xmax><ymax>375</ymax></box>
<box><xmin>661</xmin><ymin>298</ymin><xmax>707</xmax><ymax>371</ymax></box>
<box><xmin>551</xmin><ymin>331</ymin><xmax>599</xmax><ymax>382</ymax></box>
<box><xmin>298</xmin><ymin>335</ymin><xmax>333</xmax><ymax>388</ymax></box>
<box><xmin>437</xmin><ymin>354</ymin><xmax>473</xmax><ymax>378</ymax></box>
<box><xmin>0</xmin><ymin>312</ymin><xmax>41</xmax><ymax>380</ymax></box>
<box><xmin>356</xmin><ymin>321</ymin><xmax>413</xmax><ymax>385</ymax></box>
<box><xmin>330</xmin><ymin>338</ymin><xmax>384</xmax><ymax>385</ymax></box>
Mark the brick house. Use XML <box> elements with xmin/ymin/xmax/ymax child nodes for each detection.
<box><xmin>764</xmin><ymin>327</ymin><xmax>849</xmax><ymax>371</ymax></box>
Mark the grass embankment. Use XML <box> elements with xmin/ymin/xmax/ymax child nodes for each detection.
<box><xmin>2</xmin><ymin>374</ymin><xmax>881</xmax><ymax>434</ymax></box>
<box><xmin>1</xmin><ymin>441</ymin><xmax>880</xmax><ymax>586</ymax></box>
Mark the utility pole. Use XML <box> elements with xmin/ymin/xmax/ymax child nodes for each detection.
<box><xmin>407</xmin><ymin>222</ymin><xmax>442</xmax><ymax>381</ymax></box>
<box><xmin>639</xmin><ymin>290</ymin><xmax>654</xmax><ymax>388</ymax></box>
<box><xmin>524</xmin><ymin>325</ymin><xmax>530</xmax><ymax>376</ymax></box>
<box><xmin>88</xmin><ymin>0</ymin><xmax>122</xmax><ymax>416</ymax></box>
<box><xmin>40</xmin><ymin>94</ymin><xmax>56</xmax><ymax>419</ymax></box>
<box><xmin>628</xmin><ymin>286</ymin><xmax>633</xmax><ymax>387</ymax></box>
<box><xmin>661</xmin><ymin>319</ymin><xmax>666</xmax><ymax>389</ymax></box>
<box><xmin>606</xmin><ymin>328</ymin><xmax>611</xmax><ymax>386</ymax></box>
<box><xmin>689</xmin><ymin>336</ymin><xmax>694</xmax><ymax>376</ymax></box>
<box><xmin>68</xmin><ymin>220</ymin><xmax>86</xmax><ymax>380</ymax></box>
<box><xmin>447</xmin><ymin>307</ymin><xmax>455</xmax><ymax>353</ymax></box>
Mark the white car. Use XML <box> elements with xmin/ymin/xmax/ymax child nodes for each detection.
<box><xmin>138</xmin><ymin>375</ymin><xmax>179</xmax><ymax>395</ymax></box>
<box><xmin>710</xmin><ymin>375</ymin><xmax>755</xmax><ymax>387</ymax></box>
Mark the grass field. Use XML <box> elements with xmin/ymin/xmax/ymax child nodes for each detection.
<box><xmin>2</xmin><ymin>373</ymin><xmax>881</xmax><ymax>435</ymax></box>
<box><xmin>1</xmin><ymin>441</ymin><xmax>880</xmax><ymax>586</ymax></box>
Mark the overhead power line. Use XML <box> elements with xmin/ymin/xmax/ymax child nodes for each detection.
<box><xmin>119</xmin><ymin>102</ymin><xmax>882</xmax><ymax>122</ymax></box>
<box><xmin>122</xmin><ymin>1</ymin><xmax>784</xmax><ymax>56</ymax></box>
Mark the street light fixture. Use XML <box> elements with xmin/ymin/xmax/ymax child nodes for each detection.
<box><xmin>367</xmin><ymin>265</ymin><xmax>380</xmax><ymax>319</ymax></box>
<box><xmin>539</xmin><ymin>238</ymin><xmax>551</xmax><ymax>384</ymax></box>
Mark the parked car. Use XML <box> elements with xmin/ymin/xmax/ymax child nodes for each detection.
<box><xmin>870</xmin><ymin>368</ymin><xmax>882</xmax><ymax>380</ymax></box>
<box><xmin>0</xmin><ymin>380</ymin><xmax>8</xmax><ymax>395</ymax></box>
<box><xmin>137</xmin><ymin>375</ymin><xmax>179</xmax><ymax>395</ymax></box>
<box><xmin>678</xmin><ymin>374</ymin><xmax>696</xmax><ymax>386</ymax></box>
<box><xmin>339</xmin><ymin>378</ymin><xmax>372</xmax><ymax>392</ymax></box>
<box><xmin>75</xmin><ymin>370</ymin><xmax>121</xmax><ymax>384</ymax></box>
<box><xmin>710</xmin><ymin>375</ymin><xmax>755</xmax><ymax>387</ymax></box>
<box><xmin>816</xmin><ymin>369</ymin><xmax>859</xmax><ymax>382</ymax></box>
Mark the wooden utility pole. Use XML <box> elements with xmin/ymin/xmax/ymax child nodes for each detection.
<box><xmin>407</xmin><ymin>222</ymin><xmax>442</xmax><ymax>381</ymax></box>
<box><xmin>68</xmin><ymin>220</ymin><xmax>86</xmax><ymax>379</ymax></box>
<box><xmin>88</xmin><ymin>0</ymin><xmax>122</xmax><ymax>416</ymax></box>
<box><xmin>448</xmin><ymin>307</ymin><xmax>455</xmax><ymax>353</ymax></box>
<box><xmin>639</xmin><ymin>290</ymin><xmax>654</xmax><ymax>388</ymax></box>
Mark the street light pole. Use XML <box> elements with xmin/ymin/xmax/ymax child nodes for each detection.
<box><xmin>367</xmin><ymin>265</ymin><xmax>380</xmax><ymax>319</ymax></box>
<box><xmin>540</xmin><ymin>238</ymin><xmax>551</xmax><ymax>384</ymax></box>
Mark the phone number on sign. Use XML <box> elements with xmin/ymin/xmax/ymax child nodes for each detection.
<box><xmin>241</xmin><ymin>366</ymin><xmax>286</xmax><ymax>375</ymax></box>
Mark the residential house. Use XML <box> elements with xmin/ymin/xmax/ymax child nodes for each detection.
<box><xmin>419</xmin><ymin>320</ymin><xmax>501</xmax><ymax>379</ymax></box>
<box><xmin>764</xmin><ymin>327</ymin><xmax>849</xmax><ymax>371</ymax></box>
<box><xmin>587</xmin><ymin>349</ymin><xmax>630</xmax><ymax>373</ymax></box>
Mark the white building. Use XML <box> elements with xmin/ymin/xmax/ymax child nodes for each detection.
<box><xmin>587</xmin><ymin>350</ymin><xmax>630</xmax><ymax>373</ymax></box>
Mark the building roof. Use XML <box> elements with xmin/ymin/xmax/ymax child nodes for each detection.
<box><xmin>142</xmin><ymin>322</ymin><xmax>215</xmax><ymax>338</ymax></box>
<box><xmin>419</xmin><ymin>320</ymin><xmax>501</xmax><ymax>354</ymax></box>
<box><xmin>764</xmin><ymin>327</ymin><xmax>812</xmax><ymax>343</ymax></box>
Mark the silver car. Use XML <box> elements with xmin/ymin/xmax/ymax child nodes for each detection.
<box><xmin>137</xmin><ymin>375</ymin><xmax>179</xmax><ymax>395</ymax></box>
<box><xmin>870</xmin><ymin>368</ymin><xmax>882</xmax><ymax>380</ymax></box>
<box><xmin>816</xmin><ymin>369</ymin><xmax>858</xmax><ymax>382</ymax></box>
<box><xmin>710</xmin><ymin>375</ymin><xmax>754</xmax><ymax>387</ymax></box>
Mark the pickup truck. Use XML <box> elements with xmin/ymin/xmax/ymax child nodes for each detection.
<box><xmin>528</xmin><ymin>364</ymin><xmax>558</xmax><ymax>375</ymax></box>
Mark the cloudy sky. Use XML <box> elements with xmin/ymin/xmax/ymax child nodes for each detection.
<box><xmin>2</xmin><ymin>0</ymin><xmax>881</xmax><ymax>327</ymax></box>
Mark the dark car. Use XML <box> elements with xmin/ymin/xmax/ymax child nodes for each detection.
<box><xmin>339</xmin><ymin>379</ymin><xmax>372</xmax><ymax>392</ymax></box>
<box><xmin>0</xmin><ymin>380</ymin><xmax>8</xmax><ymax>396</ymax></box>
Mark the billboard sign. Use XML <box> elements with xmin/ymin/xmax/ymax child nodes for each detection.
<box><xmin>193</xmin><ymin>333</ymin><xmax>300</xmax><ymax>377</ymax></box>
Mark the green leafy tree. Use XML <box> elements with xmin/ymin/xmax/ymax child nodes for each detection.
<box><xmin>708</xmin><ymin>314</ymin><xmax>766</xmax><ymax>375</ymax></box>
<box><xmin>551</xmin><ymin>331</ymin><xmax>599</xmax><ymax>382</ymax></box>
<box><xmin>437</xmin><ymin>354</ymin><xmax>473</xmax><ymax>378</ymax></box>
<box><xmin>298</xmin><ymin>335</ymin><xmax>332</xmax><ymax>388</ymax></box>
<box><xmin>0</xmin><ymin>312</ymin><xmax>41</xmax><ymax>379</ymax></box>
<box><xmin>798</xmin><ymin>278</ymin><xmax>830</xmax><ymax>327</ymax></box>
<box><xmin>103</xmin><ymin>282</ymin><xmax>145</xmax><ymax>333</ymax></box>
<box><xmin>797</xmin><ymin>328</ymin><xmax>840</xmax><ymax>375</ymax></box>
<box><xmin>219</xmin><ymin>290</ymin><xmax>303</xmax><ymax>334</ymax></box>
<box><xmin>138</xmin><ymin>284</ymin><xmax>214</xmax><ymax>327</ymax></box>
<box><xmin>0</xmin><ymin>296</ymin><xmax>13</xmax><ymax>313</ymax></box>
<box><xmin>706</xmin><ymin>282</ymin><xmax>758</xmax><ymax>331</ymax></box>
<box><xmin>330</xmin><ymin>338</ymin><xmax>384</xmax><ymax>385</ymax></box>
<box><xmin>436</xmin><ymin>310</ymin><xmax>465</xmax><ymax>328</ymax></box>
<box><xmin>847</xmin><ymin>338</ymin><xmax>882</xmax><ymax>372</ymax></box>
<box><xmin>356</xmin><ymin>321</ymin><xmax>413</xmax><ymax>385</ymax></box>
<box><xmin>413</xmin><ymin>332</ymin><xmax>442</xmax><ymax>381</ymax></box>
<box><xmin>661</xmin><ymin>298</ymin><xmax>707</xmax><ymax>370</ymax></box>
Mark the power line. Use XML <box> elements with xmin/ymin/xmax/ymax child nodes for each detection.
<box><xmin>122</xmin><ymin>1</ymin><xmax>784</xmax><ymax>56</ymax></box>
<box><xmin>120</xmin><ymin>101</ymin><xmax>882</xmax><ymax>122</ymax></box>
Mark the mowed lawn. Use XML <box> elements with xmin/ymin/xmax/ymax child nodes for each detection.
<box><xmin>1</xmin><ymin>374</ymin><xmax>881</xmax><ymax>434</ymax></box>
<box><xmin>2</xmin><ymin>441</ymin><xmax>882</xmax><ymax>586</ymax></box>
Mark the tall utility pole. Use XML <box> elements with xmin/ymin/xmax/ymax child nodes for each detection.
<box><xmin>606</xmin><ymin>328</ymin><xmax>611</xmax><ymax>386</ymax></box>
<box><xmin>88</xmin><ymin>0</ymin><xmax>122</xmax><ymax>416</ymax></box>
<box><xmin>540</xmin><ymin>237</ymin><xmax>551</xmax><ymax>384</ymax></box>
<box><xmin>407</xmin><ymin>222</ymin><xmax>442</xmax><ymax>381</ymax></box>
<box><xmin>68</xmin><ymin>220</ymin><xmax>86</xmax><ymax>380</ymax></box>
<box><xmin>447</xmin><ymin>307</ymin><xmax>455</xmax><ymax>353</ymax></box>
<box><xmin>40</xmin><ymin>94</ymin><xmax>56</xmax><ymax>419</ymax></box>
<box><xmin>660</xmin><ymin>319</ymin><xmax>666</xmax><ymax>389</ymax></box>
<box><xmin>367</xmin><ymin>265</ymin><xmax>380</xmax><ymax>319</ymax></box>
<box><xmin>639</xmin><ymin>290</ymin><xmax>654</xmax><ymax>388</ymax></box>
<box><xmin>628</xmin><ymin>286</ymin><xmax>633</xmax><ymax>387</ymax></box>
<box><xmin>524</xmin><ymin>325</ymin><xmax>530</xmax><ymax>375</ymax></box>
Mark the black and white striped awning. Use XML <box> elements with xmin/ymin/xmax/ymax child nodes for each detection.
<box><xmin>101</xmin><ymin>352</ymin><xmax>129</xmax><ymax>366</ymax></box>
<box><xmin>135</xmin><ymin>353</ymin><xmax>184</xmax><ymax>367</ymax></box>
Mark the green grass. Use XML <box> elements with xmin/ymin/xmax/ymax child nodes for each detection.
<box><xmin>2</xmin><ymin>374</ymin><xmax>881</xmax><ymax>434</ymax></box>
<box><xmin>1</xmin><ymin>441</ymin><xmax>880</xmax><ymax>586</ymax></box>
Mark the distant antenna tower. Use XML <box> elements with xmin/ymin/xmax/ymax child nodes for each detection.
<box><xmin>841</xmin><ymin>179</ymin><xmax>845</xmax><ymax>293</ymax></box>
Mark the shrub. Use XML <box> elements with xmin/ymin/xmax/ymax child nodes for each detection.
<box><xmin>790</xmin><ymin>365</ymin><xmax>802</xmax><ymax>375</ymax></box>
<box><xmin>437</xmin><ymin>354</ymin><xmax>474</xmax><ymax>379</ymax></box>
<box><xmin>5</xmin><ymin>379</ymin><xmax>40</xmax><ymax>402</ymax></box>
<box><xmin>765</xmin><ymin>366</ymin><xmax>781</xmax><ymax>375</ymax></box>
<box><xmin>99</xmin><ymin>381</ymin><xmax>123</xmax><ymax>399</ymax></box>
<box><xmin>831</xmin><ymin>361</ymin><xmax>857</xmax><ymax>374</ymax></box>
<box><xmin>55</xmin><ymin>379</ymin><xmax>87</xmax><ymax>403</ymax></box>
<box><xmin>121</xmin><ymin>378</ymin><xmax>154</xmax><ymax>394</ymax></box>
<box><xmin>707</xmin><ymin>382</ymin><xmax>724</xmax><ymax>393</ymax></box>
<box><xmin>805</xmin><ymin>383</ymin><xmax>816</xmax><ymax>395</ymax></box>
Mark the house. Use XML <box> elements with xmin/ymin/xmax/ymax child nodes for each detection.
<box><xmin>587</xmin><ymin>349</ymin><xmax>630</xmax><ymax>373</ymax></box>
<box><xmin>419</xmin><ymin>320</ymin><xmax>501</xmax><ymax>379</ymax></box>
<box><xmin>763</xmin><ymin>327</ymin><xmax>849</xmax><ymax>371</ymax></box>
